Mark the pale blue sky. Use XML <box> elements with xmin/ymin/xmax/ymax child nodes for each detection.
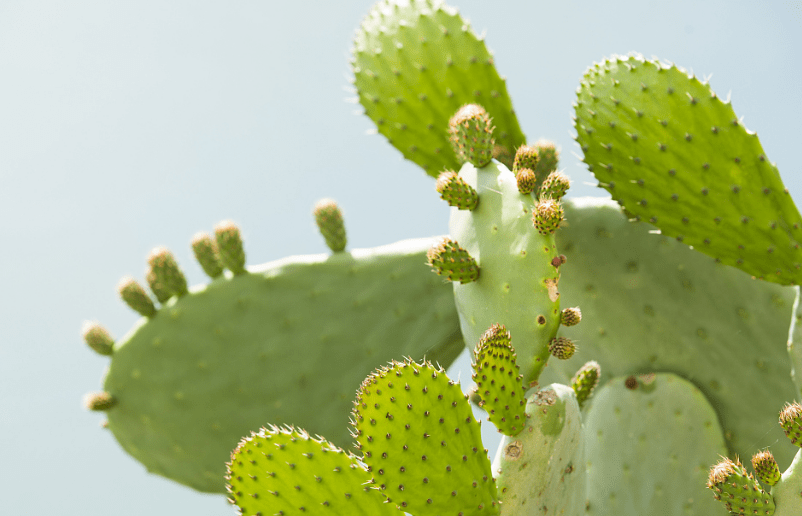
<box><xmin>1</xmin><ymin>1</ymin><xmax>799</xmax><ymax>514</ymax></box>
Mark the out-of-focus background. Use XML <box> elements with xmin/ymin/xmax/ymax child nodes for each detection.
<box><xmin>1</xmin><ymin>1</ymin><xmax>800</xmax><ymax>514</ymax></box>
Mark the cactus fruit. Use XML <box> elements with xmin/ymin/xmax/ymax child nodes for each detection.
<box><xmin>574</xmin><ymin>53</ymin><xmax>802</xmax><ymax>285</ymax></box>
<box><xmin>544</xmin><ymin>197</ymin><xmax>799</xmax><ymax>469</ymax></box>
<box><xmin>82</xmin><ymin>322</ymin><xmax>114</xmax><ymax>356</ymax></box>
<box><xmin>446</xmin><ymin>155</ymin><xmax>568</xmax><ymax>385</ymax></box>
<box><xmin>491</xmin><ymin>384</ymin><xmax>586</xmax><ymax>516</ymax></box>
<box><xmin>514</xmin><ymin>168</ymin><xmax>536</xmax><ymax>195</ymax></box>
<box><xmin>548</xmin><ymin>336</ymin><xmax>576</xmax><ymax>360</ymax></box>
<box><xmin>570</xmin><ymin>360</ymin><xmax>600</xmax><ymax>408</ymax></box>
<box><xmin>226</xmin><ymin>426</ymin><xmax>396</xmax><ymax>515</ymax></box>
<box><xmin>449</xmin><ymin>103</ymin><xmax>495</xmax><ymax>168</ymax></box>
<box><xmin>117</xmin><ymin>276</ymin><xmax>157</xmax><ymax>317</ymax></box>
<box><xmin>313</xmin><ymin>198</ymin><xmax>348</xmax><ymax>253</ymax></box>
<box><xmin>753</xmin><ymin>450</ymin><xmax>782</xmax><ymax>487</ymax></box>
<box><xmin>539</xmin><ymin>171</ymin><xmax>570</xmax><ymax>201</ymax></box>
<box><xmin>84</xmin><ymin>391</ymin><xmax>117</xmax><ymax>411</ymax></box>
<box><xmin>352</xmin><ymin>359</ymin><xmax>499</xmax><ymax>515</ymax></box>
<box><xmin>585</xmin><ymin>373</ymin><xmax>726</xmax><ymax>515</ymax></box>
<box><xmin>436</xmin><ymin>170</ymin><xmax>480</xmax><ymax>210</ymax></box>
<box><xmin>84</xmin><ymin>222</ymin><xmax>464</xmax><ymax>492</ymax></box>
<box><xmin>427</xmin><ymin>237</ymin><xmax>481</xmax><ymax>283</ymax></box>
<box><xmin>471</xmin><ymin>324</ymin><xmax>527</xmax><ymax>436</ymax></box>
<box><xmin>213</xmin><ymin>220</ymin><xmax>247</xmax><ymax>275</ymax></box>
<box><xmin>190</xmin><ymin>232</ymin><xmax>224</xmax><ymax>279</ymax></box>
<box><xmin>351</xmin><ymin>0</ymin><xmax>525</xmax><ymax>175</ymax></box>
<box><xmin>146</xmin><ymin>247</ymin><xmax>189</xmax><ymax>299</ymax></box>
<box><xmin>779</xmin><ymin>402</ymin><xmax>802</xmax><ymax>446</ymax></box>
<box><xmin>708</xmin><ymin>457</ymin><xmax>775</xmax><ymax>515</ymax></box>
<box><xmin>560</xmin><ymin>306</ymin><xmax>581</xmax><ymax>327</ymax></box>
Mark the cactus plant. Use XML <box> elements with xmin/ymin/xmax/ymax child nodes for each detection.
<box><xmin>79</xmin><ymin>0</ymin><xmax>802</xmax><ymax>514</ymax></box>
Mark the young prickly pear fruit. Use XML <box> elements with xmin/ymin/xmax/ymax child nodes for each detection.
<box><xmin>533</xmin><ymin>197</ymin><xmax>564</xmax><ymax>235</ymax></box>
<box><xmin>449</xmin><ymin>104</ymin><xmax>495</xmax><ymax>168</ymax></box>
<box><xmin>574</xmin><ymin>53</ymin><xmax>802</xmax><ymax>285</ymax></box>
<box><xmin>548</xmin><ymin>336</ymin><xmax>576</xmax><ymax>360</ymax></box>
<box><xmin>351</xmin><ymin>0</ymin><xmax>525</xmax><ymax>175</ymax></box>
<box><xmin>570</xmin><ymin>360</ymin><xmax>600</xmax><ymax>408</ymax></box>
<box><xmin>426</xmin><ymin>238</ymin><xmax>480</xmax><ymax>283</ymax></box>
<box><xmin>471</xmin><ymin>324</ymin><xmax>526</xmax><ymax>436</ymax></box>
<box><xmin>191</xmin><ymin>232</ymin><xmax>224</xmax><ymax>279</ymax></box>
<box><xmin>352</xmin><ymin>359</ymin><xmax>499</xmax><ymax>516</ymax></box>
<box><xmin>118</xmin><ymin>276</ymin><xmax>156</xmax><ymax>317</ymax></box>
<box><xmin>708</xmin><ymin>457</ymin><xmax>775</xmax><ymax>515</ymax></box>
<box><xmin>82</xmin><ymin>322</ymin><xmax>114</xmax><ymax>356</ymax></box>
<box><xmin>450</xmin><ymin>158</ymin><xmax>563</xmax><ymax>385</ymax></box>
<box><xmin>539</xmin><ymin>171</ymin><xmax>570</xmax><ymax>201</ymax></box>
<box><xmin>512</xmin><ymin>144</ymin><xmax>538</xmax><ymax>174</ymax></box>
<box><xmin>493</xmin><ymin>384</ymin><xmax>586</xmax><ymax>515</ymax></box>
<box><xmin>752</xmin><ymin>450</ymin><xmax>782</xmax><ymax>486</ymax></box>
<box><xmin>214</xmin><ymin>220</ymin><xmax>247</xmax><ymax>275</ymax></box>
<box><xmin>436</xmin><ymin>171</ymin><xmax>479</xmax><ymax>210</ymax></box>
<box><xmin>147</xmin><ymin>247</ymin><xmax>189</xmax><ymax>299</ymax></box>
<box><xmin>780</xmin><ymin>402</ymin><xmax>802</xmax><ymax>446</ymax></box>
<box><xmin>533</xmin><ymin>139</ymin><xmax>559</xmax><ymax>179</ymax></box>
<box><xmin>313</xmin><ymin>199</ymin><xmax>348</xmax><ymax>253</ymax></box>
<box><xmin>84</xmin><ymin>391</ymin><xmax>116</xmax><ymax>411</ymax></box>
<box><xmin>560</xmin><ymin>306</ymin><xmax>581</xmax><ymax>327</ymax></box>
<box><xmin>226</xmin><ymin>426</ymin><xmax>396</xmax><ymax>516</ymax></box>
<box><xmin>515</xmin><ymin>168</ymin><xmax>536</xmax><ymax>194</ymax></box>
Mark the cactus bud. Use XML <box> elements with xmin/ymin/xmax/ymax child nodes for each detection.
<box><xmin>82</xmin><ymin>321</ymin><xmax>114</xmax><ymax>356</ymax></box>
<box><xmin>191</xmin><ymin>232</ymin><xmax>224</xmax><ymax>279</ymax></box>
<box><xmin>539</xmin><ymin>171</ymin><xmax>570</xmax><ymax>201</ymax></box>
<box><xmin>707</xmin><ymin>457</ymin><xmax>775</xmax><ymax>514</ymax></box>
<box><xmin>435</xmin><ymin>171</ymin><xmax>479</xmax><ymax>210</ymax></box>
<box><xmin>448</xmin><ymin>104</ymin><xmax>495</xmax><ymax>168</ymax></box>
<box><xmin>571</xmin><ymin>360</ymin><xmax>600</xmax><ymax>408</ymax></box>
<box><xmin>779</xmin><ymin>402</ymin><xmax>802</xmax><ymax>446</ymax></box>
<box><xmin>549</xmin><ymin>336</ymin><xmax>576</xmax><ymax>360</ymax></box>
<box><xmin>533</xmin><ymin>198</ymin><xmax>564</xmax><ymax>235</ymax></box>
<box><xmin>147</xmin><ymin>247</ymin><xmax>189</xmax><ymax>299</ymax></box>
<box><xmin>512</xmin><ymin>144</ymin><xmax>538</xmax><ymax>174</ymax></box>
<box><xmin>84</xmin><ymin>391</ymin><xmax>117</xmax><ymax>411</ymax></box>
<box><xmin>313</xmin><ymin>199</ymin><xmax>347</xmax><ymax>253</ymax></box>
<box><xmin>751</xmin><ymin>450</ymin><xmax>781</xmax><ymax>486</ymax></box>
<box><xmin>214</xmin><ymin>220</ymin><xmax>247</xmax><ymax>275</ymax></box>
<box><xmin>515</xmin><ymin>168</ymin><xmax>537</xmax><ymax>195</ymax></box>
<box><xmin>146</xmin><ymin>269</ymin><xmax>172</xmax><ymax>303</ymax></box>
<box><xmin>534</xmin><ymin>139</ymin><xmax>559</xmax><ymax>179</ymax></box>
<box><xmin>561</xmin><ymin>307</ymin><xmax>582</xmax><ymax>327</ymax></box>
<box><xmin>426</xmin><ymin>238</ymin><xmax>479</xmax><ymax>284</ymax></box>
<box><xmin>118</xmin><ymin>276</ymin><xmax>157</xmax><ymax>316</ymax></box>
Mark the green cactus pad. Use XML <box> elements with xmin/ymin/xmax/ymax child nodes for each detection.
<box><xmin>450</xmin><ymin>160</ymin><xmax>562</xmax><ymax>385</ymax></box>
<box><xmin>427</xmin><ymin>237</ymin><xmax>480</xmax><ymax>284</ymax></box>
<box><xmin>227</xmin><ymin>426</ymin><xmax>396</xmax><ymax>516</ymax></box>
<box><xmin>191</xmin><ymin>232</ymin><xmax>224</xmax><ymax>279</ymax></box>
<box><xmin>753</xmin><ymin>450</ymin><xmax>782</xmax><ymax>487</ymax></box>
<box><xmin>708</xmin><ymin>457</ymin><xmax>775</xmax><ymax>515</ymax></box>
<box><xmin>449</xmin><ymin>104</ymin><xmax>495</xmax><ymax>168</ymax></box>
<box><xmin>93</xmin><ymin>236</ymin><xmax>464</xmax><ymax>493</ymax></box>
<box><xmin>771</xmin><ymin>449</ymin><xmax>802</xmax><ymax>516</ymax></box>
<box><xmin>542</xmin><ymin>197</ymin><xmax>799</xmax><ymax>469</ymax></box>
<box><xmin>352</xmin><ymin>359</ymin><xmax>499</xmax><ymax>516</ymax></box>
<box><xmin>436</xmin><ymin>171</ymin><xmax>480</xmax><ymax>211</ymax></box>
<box><xmin>585</xmin><ymin>373</ymin><xmax>726</xmax><ymax>516</ymax></box>
<box><xmin>351</xmin><ymin>0</ymin><xmax>525</xmax><ymax>175</ymax></box>
<box><xmin>313</xmin><ymin>199</ymin><xmax>348</xmax><ymax>253</ymax></box>
<box><xmin>471</xmin><ymin>324</ymin><xmax>526</xmax><ymax>436</ymax></box>
<box><xmin>492</xmin><ymin>384</ymin><xmax>586</xmax><ymax>516</ymax></box>
<box><xmin>570</xmin><ymin>360</ymin><xmax>600</xmax><ymax>408</ymax></box>
<box><xmin>574</xmin><ymin>54</ymin><xmax>802</xmax><ymax>285</ymax></box>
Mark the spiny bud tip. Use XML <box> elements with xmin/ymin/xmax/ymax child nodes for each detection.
<box><xmin>84</xmin><ymin>391</ymin><xmax>117</xmax><ymax>411</ymax></box>
<box><xmin>533</xmin><ymin>198</ymin><xmax>564</xmax><ymax>235</ymax></box>
<box><xmin>515</xmin><ymin>168</ymin><xmax>537</xmax><ymax>194</ymax></box>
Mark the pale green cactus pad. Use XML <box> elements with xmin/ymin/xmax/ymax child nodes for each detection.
<box><xmin>89</xmin><ymin>236</ymin><xmax>463</xmax><ymax>493</ymax></box>
<box><xmin>541</xmin><ymin>197</ymin><xmax>798</xmax><ymax>469</ymax></box>
<box><xmin>352</xmin><ymin>0</ymin><xmax>526</xmax><ymax>175</ymax></box>
<box><xmin>492</xmin><ymin>384</ymin><xmax>586</xmax><ymax>516</ymax></box>
<box><xmin>584</xmin><ymin>373</ymin><xmax>726</xmax><ymax>515</ymax></box>
<box><xmin>772</xmin><ymin>450</ymin><xmax>802</xmax><ymax>516</ymax></box>
<box><xmin>574</xmin><ymin>53</ymin><xmax>802</xmax><ymax>285</ymax></box>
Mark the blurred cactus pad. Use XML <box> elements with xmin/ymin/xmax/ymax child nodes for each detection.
<box><xmin>83</xmin><ymin>219</ymin><xmax>464</xmax><ymax>493</ymax></box>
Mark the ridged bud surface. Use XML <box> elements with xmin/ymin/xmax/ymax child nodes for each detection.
<box><xmin>426</xmin><ymin>238</ymin><xmax>480</xmax><ymax>284</ymax></box>
<box><xmin>191</xmin><ymin>232</ymin><xmax>223</xmax><ymax>279</ymax></box>
<box><xmin>533</xmin><ymin>198</ymin><xmax>564</xmax><ymax>235</ymax></box>
<box><xmin>752</xmin><ymin>450</ymin><xmax>781</xmax><ymax>486</ymax></box>
<box><xmin>548</xmin><ymin>336</ymin><xmax>576</xmax><ymax>360</ymax></box>
<box><xmin>570</xmin><ymin>360</ymin><xmax>600</xmax><ymax>408</ymax></box>
<box><xmin>313</xmin><ymin>199</ymin><xmax>348</xmax><ymax>253</ymax></box>
<box><xmin>539</xmin><ymin>171</ymin><xmax>570</xmax><ymax>201</ymax></box>
<box><xmin>82</xmin><ymin>322</ymin><xmax>114</xmax><ymax>356</ymax></box>
<box><xmin>436</xmin><ymin>171</ymin><xmax>479</xmax><ymax>210</ymax></box>
<box><xmin>707</xmin><ymin>457</ymin><xmax>775</xmax><ymax>515</ymax></box>
<box><xmin>214</xmin><ymin>220</ymin><xmax>247</xmax><ymax>275</ymax></box>
<box><xmin>561</xmin><ymin>306</ymin><xmax>582</xmax><ymax>327</ymax></box>
<box><xmin>515</xmin><ymin>168</ymin><xmax>536</xmax><ymax>194</ymax></box>
<box><xmin>448</xmin><ymin>104</ymin><xmax>495</xmax><ymax>168</ymax></box>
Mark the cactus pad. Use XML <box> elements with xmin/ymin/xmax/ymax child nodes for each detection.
<box><xmin>544</xmin><ymin>197</ymin><xmax>799</xmax><ymax>469</ymax></box>
<box><xmin>89</xmin><ymin>236</ymin><xmax>464</xmax><ymax>493</ymax></box>
<box><xmin>227</xmin><ymin>425</ymin><xmax>396</xmax><ymax>515</ymax></box>
<box><xmin>574</xmin><ymin>54</ymin><xmax>802</xmax><ymax>285</ymax></box>
<box><xmin>585</xmin><ymin>373</ymin><xmax>727</xmax><ymax>516</ymax></box>
<box><xmin>352</xmin><ymin>359</ymin><xmax>499</xmax><ymax>516</ymax></box>
<box><xmin>351</xmin><ymin>0</ymin><xmax>525</xmax><ymax>175</ymax></box>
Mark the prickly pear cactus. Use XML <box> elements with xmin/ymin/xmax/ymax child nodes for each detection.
<box><xmin>83</xmin><ymin>214</ymin><xmax>465</xmax><ymax>493</ymax></box>
<box><xmin>574</xmin><ymin>53</ymin><xmax>802</xmax><ymax>285</ymax></box>
<box><xmin>351</xmin><ymin>0</ymin><xmax>526</xmax><ymax>175</ymax></box>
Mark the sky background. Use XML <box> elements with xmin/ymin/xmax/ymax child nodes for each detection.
<box><xmin>1</xmin><ymin>0</ymin><xmax>800</xmax><ymax>514</ymax></box>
